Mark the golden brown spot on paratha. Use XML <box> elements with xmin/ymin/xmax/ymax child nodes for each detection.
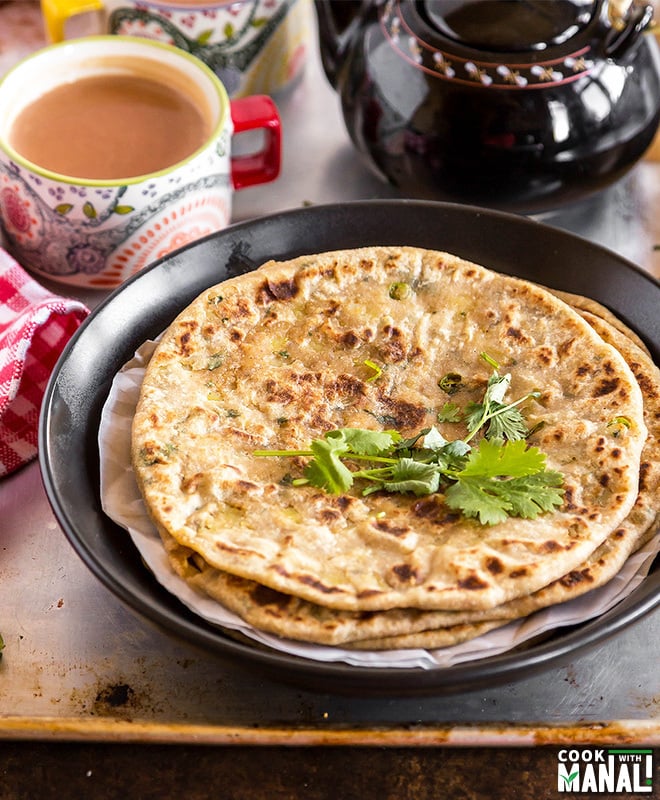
<box><xmin>319</xmin><ymin>508</ymin><xmax>341</xmax><ymax>523</ymax></box>
<box><xmin>535</xmin><ymin>347</ymin><xmax>554</xmax><ymax>366</ymax></box>
<box><xmin>563</xmin><ymin>487</ymin><xmax>578</xmax><ymax>511</ymax></box>
<box><xmin>289</xmin><ymin>371</ymin><xmax>322</xmax><ymax>387</ymax></box>
<box><xmin>264</xmin><ymin>379</ymin><xmax>295</xmax><ymax>403</ymax></box>
<box><xmin>509</xmin><ymin>568</ymin><xmax>529</xmax><ymax>578</ymax></box>
<box><xmin>181</xmin><ymin>472</ymin><xmax>204</xmax><ymax>493</ymax></box>
<box><xmin>340</xmin><ymin>331</ymin><xmax>360</xmax><ymax>348</ymax></box>
<box><xmin>540</xmin><ymin>540</ymin><xmax>562</xmax><ymax>553</ymax></box>
<box><xmin>457</xmin><ymin>575</ymin><xmax>489</xmax><ymax>591</ymax></box>
<box><xmin>559</xmin><ymin>568</ymin><xmax>594</xmax><ymax>588</ymax></box>
<box><xmin>486</xmin><ymin>557</ymin><xmax>504</xmax><ymax>575</ymax></box>
<box><xmin>379</xmin><ymin>325</ymin><xmax>407</xmax><ymax>363</ymax></box>
<box><xmin>639</xmin><ymin>462</ymin><xmax>651</xmax><ymax>490</ymax></box>
<box><xmin>298</xmin><ymin>574</ymin><xmax>346</xmax><ymax>595</ymax></box>
<box><xmin>372</xmin><ymin>519</ymin><xmax>412</xmax><ymax>537</ymax></box>
<box><xmin>233</xmin><ymin>297</ymin><xmax>252</xmax><ymax>317</ymax></box>
<box><xmin>215</xmin><ymin>542</ymin><xmax>264</xmax><ymax>559</ymax></box>
<box><xmin>257</xmin><ymin>277</ymin><xmax>299</xmax><ymax>304</ymax></box>
<box><xmin>272</xmin><ymin>565</ymin><xmax>347</xmax><ymax>596</ymax></box>
<box><xmin>251</xmin><ymin>582</ymin><xmax>291</xmax><ymax>611</ymax></box>
<box><xmin>593</xmin><ymin>377</ymin><xmax>620</xmax><ymax>397</ymax></box>
<box><xmin>356</xmin><ymin>588</ymin><xmax>383</xmax><ymax>599</ymax></box>
<box><xmin>505</xmin><ymin>326</ymin><xmax>528</xmax><ymax>342</ymax></box>
<box><xmin>379</xmin><ymin>396</ymin><xmax>428</xmax><ymax>430</ymax></box>
<box><xmin>391</xmin><ymin>563</ymin><xmax>421</xmax><ymax>584</ymax></box>
<box><xmin>325</xmin><ymin>373</ymin><xmax>366</xmax><ymax>400</ymax></box>
<box><xmin>335</xmin><ymin>495</ymin><xmax>356</xmax><ymax>511</ymax></box>
<box><xmin>225</xmin><ymin>428</ymin><xmax>260</xmax><ymax>445</ymax></box>
<box><xmin>412</xmin><ymin>496</ymin><xmax>460</xmax><ymax>524</ymax></box>
<box><xmin>178</xmin><ymin>331</ymin><xmax>193</xmax><ymax>356</ymax></box>
<box><xmin>634</xmin><ymin>371</ymin><xmax>659</xmax><ymax>398</ymax></box>
<box><xmin>558</xmin><ymin>337</ymin><xmax>577</xmax><ymax>355</ymax></box>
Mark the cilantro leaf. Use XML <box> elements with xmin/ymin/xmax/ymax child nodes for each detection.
<box><xmin>464</xmin><ymin>370</ymin><xmax>539</xmax><ymax>442</ymax></box>
<box><xmin>464</xmin><ymin>372</ymin><xmax>511</xmax><ymax>434</ymax></box>
<box><xmin>304</xmin><ymin>437</ymin><xmax>354</xmax><ymax>494</ymax></box>
<box><xmin>380</xmin><ymin>458</ymin><xmax>441</xmax><ymax>496</ymax></box>
<box><xmin>444</xmin><ymin>439</ymin><xmax>564</xmax><ymax>525</ymax></box>
<box><xmin>459</xmin><ymin>438</ymin><xmax>546</xmax><ymax>478</ymax></box>
<box><xmin>500</xmin><ymin>471</ymin><xmax>565</xmax><ymax>518</ymax></box>
<box><xmin>423</xmin><ymin>426</ymin><xmax>449</xmax><ymax>451</ymax></box>
<box><xmin>437</xmin><ymin>402</ymin><xmax>462</xmax><ymax>423</ymax></box>
<box><xmin>485</xmin><ymin>402</ymin><xmax>529</xmax><ymax>441</ymax></box>
<box><xmin>334</xmin><ymin>427</ymin><xmax>401</xmax><ymax>455</ymax></box>
<box><xmin>444</xmin><ymin>477</ymin><xmax>513</xmax><ymax>526</ymax></box>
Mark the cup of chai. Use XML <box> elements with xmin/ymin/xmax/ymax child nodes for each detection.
<box><xmin>40</xmin><ymin>0</ymin><xmax>312</xmax><ymax>98</ymax></box>
<box><xmin>0</xmin><ymin>35</ymin><xmax>281</xmax><ymax>288</ymax></box>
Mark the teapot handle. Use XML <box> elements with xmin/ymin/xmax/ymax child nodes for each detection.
<box><xmin>315</xmin><ymin>0</ymin><xmax>371</xmax><ymax>87</ymax></box>
<box><xmin>604</xmin><ymin>2</ymin><xmax>655</xmax><ymax>59</ymax></box>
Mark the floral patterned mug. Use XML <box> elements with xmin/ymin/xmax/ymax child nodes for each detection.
<box><xmin>0</xmin><ymin>36</ymin><xmax>281</xmax><ymax>288</ymax></box>
<box><xmin>40</xmin><ymin>0</ymin><xmax>312</xmax><ymax>98</ymax></box>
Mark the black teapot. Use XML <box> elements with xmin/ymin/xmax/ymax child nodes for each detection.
<box><xmin>316</xmin><ymin>0</ymin><xmax>660</xmax><ymax>212</ymax></box>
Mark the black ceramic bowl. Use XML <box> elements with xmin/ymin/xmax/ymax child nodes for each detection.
<box><xmin>39</xmin><ymin>201</ymin><xmax>660</xmax><ymax>696</ymax></box>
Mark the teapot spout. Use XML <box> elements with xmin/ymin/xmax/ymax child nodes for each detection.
<box><xmin>314</xmin><ymin>0</ymin><xmax>368</xmax><ymax>87</ymax></box>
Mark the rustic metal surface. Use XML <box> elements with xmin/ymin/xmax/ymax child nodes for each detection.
<box><xmin>0</xmin><ymin>1</ymin><xmax>659</xmax><ymax>745</ymax></box>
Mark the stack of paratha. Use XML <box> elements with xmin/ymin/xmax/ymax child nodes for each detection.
<box><xmin>130</xmin><ymin>247</ymin><xmax>659</xmax><ymax>651</ymax></box>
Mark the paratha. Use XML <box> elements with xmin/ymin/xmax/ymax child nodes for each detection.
<box><xmin>149</xmin><ymin>309</ymin><xmax>659</xmax><ymax>650</ymax></box>
<box><xmin>132</xmin><ymin>247</ymin><xmax>647</xmax><ymax>614</ymax></box>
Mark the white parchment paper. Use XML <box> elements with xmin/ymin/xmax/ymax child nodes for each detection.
<box><xmin>98</xmin><ymin>340</ymin><xmax>659</xmax><ymax>669</ymax></box>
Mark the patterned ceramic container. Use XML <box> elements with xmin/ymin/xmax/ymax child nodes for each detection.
<box><xmin>0</xmin><ymin>36</ymin><xmax>281</xmax><ymax>288</ymax></box>
<box><xmin>41</xmin><ymin>0</ymin><xmax>312</xmax><ymax>98</ymax></box>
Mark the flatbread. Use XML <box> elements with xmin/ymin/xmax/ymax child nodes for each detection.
<box><xmin>550</xmin><ymin>288</ymin><xmax>651</xmax><ymax>358</ymax></box>
<box><xmin>132</xmin><ymin>247</ymin><xmax>647</xmax><ymax>613</ymax></box>
<box><xmin>153</xmin><ymin>310</ymin><xmax>659</xmax><ymax>650</ymax></box>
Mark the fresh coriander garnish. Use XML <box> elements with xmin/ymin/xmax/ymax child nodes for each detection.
<box><xmin>437</xmin><ymin>401</ymin><xmax>462</xmax><ymax>423</ymax></box>
<box><xmin>254</xmin><ymin>363</ymin><xmax>564</xmax><ymax>526</ymax></box>
<box><xmin>463</xmin><ymin>370</ymin><xmax>540</xmax><ymax>443</ymax></box>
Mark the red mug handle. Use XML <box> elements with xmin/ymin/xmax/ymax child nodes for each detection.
<box><xmin>230</xmin><ymin>95</ymin><xmax>282</xmax><ymax>190</ymax></box>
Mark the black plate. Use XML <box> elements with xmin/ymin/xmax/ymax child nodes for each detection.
<box><xmin>39</xmin><ymin>200</ymin><xmax>660</xmax><ymax>696</ymax></box>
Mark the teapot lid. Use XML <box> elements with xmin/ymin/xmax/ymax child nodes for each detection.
<box><xmin>421</xmin><ymin>0</ymin><xmax>596</xmax><ymax>52</ymax></box>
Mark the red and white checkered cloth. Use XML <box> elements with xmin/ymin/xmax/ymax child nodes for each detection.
<box><xmin>0</xmin><ymin>249</ymin><xmax>89</xmax><ymax>478</ymax></box>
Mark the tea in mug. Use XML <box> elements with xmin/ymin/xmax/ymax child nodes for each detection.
<box><xmin>8</xmin><ymin>70</ymin><xmax>211</xmax><ymax>179</ymax></box>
